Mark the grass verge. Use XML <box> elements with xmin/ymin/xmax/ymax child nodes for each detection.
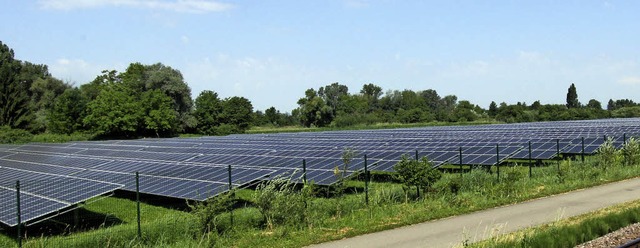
<box><xmin>470</xmin><ymin>199</ymin><xmax>640</xmax><ymax>247</ymax></box>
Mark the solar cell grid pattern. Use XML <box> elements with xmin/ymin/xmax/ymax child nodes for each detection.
<box><xmin>0</xmin><ymin>167</ymin><xmax>121</xmax><ymax>227</ymax></box>
<box><xmin>1</xmin><ymin>118</ymin><xmax>639</xmax><ymax>227</ymax></box>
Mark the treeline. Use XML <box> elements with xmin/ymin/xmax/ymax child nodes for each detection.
<box><xmin>1</xmin><ymin>41</ymin><xmax>291</xmax><ymax>138</ymax></box>
<box><xmin>292</xmin><ymin>82</ymin><xmax>640</xmax><ymax>127</ymax></box>
<box><xmin>1</xmin><ymin>40</ymin><xmax>639</xmax><ymax>140</ymax></box>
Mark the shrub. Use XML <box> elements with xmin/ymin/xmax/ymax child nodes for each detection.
<box><xmin>188</xmin><ymin>191</ymin><xmax>234</xmax><ymax>234</ymax></box>
<box><xmin>333</xmin><ymin>147</ymin><xmax>356</xmax><ymax>196</ymax></box>
<box><xmin>622</xmin><ymin>137</ymin><xmax>640</xmax><ymax>166</ymax></box>
<box><xmin>253</xmin><ymin>178</ymin><xmax>310</xmax><ymax>229</ymax></box>
<box><xmin>0</xmin><ymin>126</ymin><xmax>33</xmax><ymax>144</ymax></box>
<box><xmin>433</xmin><ymin>174</ymin><xmax>462</xmax><ymax>195</ymax></box>
<box><xmin>499</xmin><ymin>165</ymin><xmax>525</xmax><ymax>197</ymax></box>
<box><xmin>393</xmin><ymin>155</ymin><xmax>442</xmax><ymax>199</ymax></box>
<box><xmin>596</xmin><ymin>138</ymin><xmax>621</xmax><ymax>169</ymax></box>
<box><xmin>460</xmin><ymin>168</ymin><xmax>494</xmax><ymax>193</ymax></box>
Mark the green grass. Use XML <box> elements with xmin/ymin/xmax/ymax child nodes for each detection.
<box><xmin>30</xmin><ymin>132</ymin><xmax>95</xmax><ymax>143</ymax></box>
<box><xmin>471</xmin><ymin>199</ymin><xmax>640</xmax><ymax>248</ymax></box>
<box><xmin>2</xmin><ymin>157</ymin><xmax>640</xmax><ymax>247</ymax></box>
<box><xmin>246</xmin><ymin>120</ymin><xmax>501</xmax><ymax>134</ymax></box>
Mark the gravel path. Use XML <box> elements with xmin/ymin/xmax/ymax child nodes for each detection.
<box><xmin>576</xmin><ymin>223</ymin><xmax>640</xmax><ymax>248</ymax></box>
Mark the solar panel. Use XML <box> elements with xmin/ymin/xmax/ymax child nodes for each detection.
<box><xmin>1</xmin><ymin>118</ymin><xmax>638</xmax><ymax>218</ymax></box>
<box><xmin>0</xmin><ymin>167</ymin><xmax>122</xmax><ymax>227</ymax></box>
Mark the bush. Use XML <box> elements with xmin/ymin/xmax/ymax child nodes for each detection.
<box><xmin>188</xmin><ymin>192</ymin><xmax>234</xmax><ymax>234</ymax></box>
<box><xmin>433</xmin><ymin>173</ymin><xmax>462</xmax><ymax>195</ymax></box>
<box><xmin>393</xmin><ymin>155</ymin><xmax>442</xmax><ymax>199</ymax></box>
<box><xmin>253</xmin><ymin>178</ymin><xmax>310</xmax><ymax>229</ymax></box>
<box><xmin>499</xmin><ymin>166</ymin><xmax>525</xmax><ymax>197</ymax></box>
<box><xmin>0</xmin><ymin>126</ymin><xmax>33</xmax><ymax>144</ymax></box>
<box><xmin>596</xmin><ymin>138</ymin><xmax>621</xmax><ymax>168</ymax></box>
<box><xmin>460</xmin><ymin>168</ymin><xmax>494</xmax><ymax>193</ymax></box>
<box><xmin>622</xmin><ymin>137</ymin><xmax>640</xmax><ymax>166</ymax></box>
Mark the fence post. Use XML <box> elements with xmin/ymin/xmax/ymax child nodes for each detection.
<box><xmin>364</xmin><ymin>154</ymin><xmax>369</xmax><ymax>206</ymax></box>
<box><xmin>557</xmin><ymin>139</ymin><xmax>561</xmax><ymax>171</ymax></box>
<box><xmin>496</xmin><ymin>144</ymin><xmax>500</xmax><ymax>181</ymax></box>
<box><xmin>528</xmin><ymin>141</ymin><xmax>532</xmax><ymax>178</ymax></box>
<box><xmin>623</xmin><ymin>133</ymin><xmax>628</xmax><ymax>166</ymax></box>
<box><xmin>581</xmin><ymin>137</ymin><xmax>585</xmax><ymax>164</ymax></box>
<box><xmin>227</xmin><ymin>164</ymin><xmax>234</xmax><ymax>228</ymax></box>
<box><xmin>302</xmin><ymin>159</ymin><xmax>307</xmax><ymax>184</ymax></box>
<box><xmin>415</xmin><ymin>150</ymin><xmax>419</xmax><ymax>161</ymax></box>
<box><xmin>16</xmin><ymin>180</ymin><xmax>21</xmax><ymax>248</ymax></box>
<box><xmin>459</xmin><ymin>147</ymin><xmax>463</xmax><ymax>177</ymax></box>
<box><xmin>135</xmin><ymin>172</ymin><xmax>141</xmax><ymax>239</ymax></box>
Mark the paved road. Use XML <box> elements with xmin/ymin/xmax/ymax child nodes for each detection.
<box><xmin>308</xmin><ymin>178</ymin><xmax>640</xmax><ymax>248</ymax></box>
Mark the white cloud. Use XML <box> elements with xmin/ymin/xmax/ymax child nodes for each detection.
<box><xmin>38</xmin><ymin>0</ymin><xmax>233</xmax><ymax>13</ymax></box>
<box><xmin>183</xmin><ymin>55</ymin><xmax>330</xmax><ymax>111</ymax></box>
<box><xmin>49</xmin><ymin>58</ymin><xmax>119</xmax><ymax>85</ymax></box>
<box><xmin>619</xmin><ymin>76</ymin><xmax>640</xmax><ymax>86</ymax></box>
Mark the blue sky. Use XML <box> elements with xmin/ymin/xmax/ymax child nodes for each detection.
<box><xmin>1</xmin><ymin>0</ymin><xmax>639</xmax><ymax>112</ymax></box>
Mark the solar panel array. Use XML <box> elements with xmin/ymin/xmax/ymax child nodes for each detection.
<box><xmin>0</xmin><ymin>167</ymin><xmax>121</xmax><ymax>227</ymax></box>
<box><xmin>1</xmin><ymin>118</ymin><xmax>639</xmax><ymax>227</ymax></box>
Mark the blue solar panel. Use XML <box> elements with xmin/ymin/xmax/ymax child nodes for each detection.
<box><xmin>0</xmin><ymin>188</ymin><xmax>68</xmax><ymax>227</ymax></box>
<box><xmin>0</xmin><ymin>167</ymin><xmax>122</xmax><ymax>227</ymax></box>
<box><xmin>1</xmin><ymin>117</ymin><xmax>638</xmax><ymax>228</ymax></box>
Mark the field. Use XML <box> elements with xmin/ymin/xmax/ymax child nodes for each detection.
<box><xmin>1</xmin><ymin>119</ymin><xmax>640</xmax><ymax>247</ymax></box>
<box><xmin>2</xmin><ymin>154</ymin><xmax>640</xmax><ymax>247</ymax></box>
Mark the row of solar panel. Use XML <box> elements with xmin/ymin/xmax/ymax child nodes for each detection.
<box><xmin>0</xmin><ymin>167</ymin><xmax>121</xmax><ymax>227</ymax></box>
<box><xmin>1</xmin><ymin>118</ymin><xmax>638</xmax><ymax>227</ymax></box>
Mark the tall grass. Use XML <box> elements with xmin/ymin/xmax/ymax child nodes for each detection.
<box><xmin>472</xmin><ymin>200</ymin><xmax>640</xmax><ymax>248</ymax></box>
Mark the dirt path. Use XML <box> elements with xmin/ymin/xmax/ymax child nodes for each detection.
<box><xmin>308</xmin><ymin>178</ymin><xmax>640</xmax><ymax>248</ymax></box>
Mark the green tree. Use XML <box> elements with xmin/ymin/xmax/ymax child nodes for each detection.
<box><xmin>438</xmin><ymin>95</ymin><xmax>458</xmax><ymax>121</ymax></box>
<box><xmin>566</xmin><ymin>83</ymin><xmax>580</xmax><ymax>108</ymax></box>
<box><xmin>612</xmin><ymin>106</ymin><xmax>640</xmax><ymax>118</ymax></box>
<box><xmin>488</xmin><ymin>101</ymin><xmax>498</xmax><ymax>117</ymax></box>
<box><xmin>607</xmin><ymin>99</ymin><xmax>616</xmax><ymax>111</ymax></box>
<box><xmin>264</xmin><ymin>106</ymin><xmax>281</xmax><ymax>126</ymax></box>
<box><xmin>194</xmin><ymin>90</ymin><xmax>223</xmax><ymax>135</ymax></box>
<box><xmin>450</xmin><ymin>100</ymin><xmax>479</xmax><ymax>122</ymax></box>
<box><xmin>419</xmin><ymin>89</ymin><xmax>442</xmax><ymax>113</ymax></box>
<box><xmin>360</xmin><ymin>83</ymin><xmax>383</xmax><ymax>111</ymax></box>
<box><xmin>117</xmin><ymin>63</ymin><xmax>196</xmax><ymax>132</ymax></box>
<box><xmin>393</xmin><ymin>155</ymin><xmax>442</xmax><ymax>199</ymax></box>
<box><xmin>83</xmin><ymin>85</ymin><xmax>142</xmax><ymax>138</ymax></box>
<box><xmin>220</xmin><ymin>96</ymin><xmax>254</xmax><ymax>133</ymax></box>
<box><xmin>319</xmin><ymin>82</ymin><xmax>349</xmax><ymax>116</ymax></box>
<box><xmin>296</xmin><ymin>89</ymin><xmax>333</xmax><ymax>127</ymax></box>
<box><xmin>586</xmin><ymin>99</ymin><xmax>602</xmax><ymax>109</ymax></box>
<box><xmin>28</xmin><ymin>76</ymin><xmax>70</xmax><ymax>132</ymax></box>
<box><xmin>0</xmin><ymin>41</ymin><xmax>29</xmax><ymax>128</ymax></box>
<box><xmin>531</xmin><ymin>100</ymin><xmax>542</xmax><ymax>110</ymax></box>
<box><xmin>141</xmin><ymin>89</ymin><xmax>178</xmax><ymax>137</ymax></box>
<box><xmin>47</xmin><ymin>88</ymin><xmax>87</xmax><ymax>134</ymax></box>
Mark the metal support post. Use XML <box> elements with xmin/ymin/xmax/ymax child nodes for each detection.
<box><xmin>136</xmin><ymin>172</ymin><xmax>142</xmax><ymax>239</ymax></box>
<box><xmin>364</xmin><ymin>154</ymin><xmax>369</xmax><ymax>206</ymax></box>
<box><xmin>528</xmin><ymin>141</ymin><xmax>532</xmax><ymax>178</ymax></box>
